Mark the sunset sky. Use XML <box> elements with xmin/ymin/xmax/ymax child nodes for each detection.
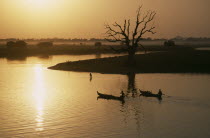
<box><xmin>0</xmin><ymin>0</ymin><xmax>210</xmax><ymax>39</ymax></box>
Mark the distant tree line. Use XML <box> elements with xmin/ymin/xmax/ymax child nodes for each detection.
<box><xmin>0</xmin><ymin>38</ymin><xmax>107</xmax><ymax>42</ymax></box>
<box><xmin>6</xmin><ymin>40</ymin><xmax>54</xmax><ymax>49</ymax></box>
<box><xmin>1</xmin><ymin>37</ymin><xmax>210</xmax><ymax>42</ymax></box>
<box><xmin>170</xmin><ymin>36</ymin><xmax>210</xmax><ymax>41</ymax></box>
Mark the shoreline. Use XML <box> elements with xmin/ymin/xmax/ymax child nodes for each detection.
<box><xmin>48</xmin><ymin>50</ymin><xmax>210</xmax><ymax>74</ymax></box>
<box><xmin>0</xmin><ymin>45</ymin><xmax>201</xmax><ymax>58</ymax></box>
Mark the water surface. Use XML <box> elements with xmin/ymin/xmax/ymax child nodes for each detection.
<box><xmin>0</xmin><ymin>54</ymin><xmax>210</xmax><ymax>138</ymax></box>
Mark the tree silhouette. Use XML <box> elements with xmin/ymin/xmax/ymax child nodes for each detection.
<box><xmin>105</xmin><ymin>6</ymin><xmax>156</xmax><ymax>65</ymax></box>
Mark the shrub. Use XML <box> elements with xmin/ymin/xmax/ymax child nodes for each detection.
<box><xmin>37</xmin><ymin>42</ymin><xmax>53</xmax><ymax>48</ymax></box>
<box><xmin>164</xmin><ymin>40</ymin><xmax>175</xmax><ymax>47</ymax></box>
<box><xmin>6</xmin><ymin>41</ymin><xmax>16</xmax><ymax>48</ymax></box>
<box><xmin>95</xmin><ymin>42</ymin><xmax>102</xmax><ymax>47</ymax></box>
<box><xmin>16</xmin><ymin>41</ymin><xmax>27</xmax><ymax>48</ymax></box>
<box><xmin>6</xmin><ymin>41</ymin><xmax>27</xmax><ymax>49</ymax></box>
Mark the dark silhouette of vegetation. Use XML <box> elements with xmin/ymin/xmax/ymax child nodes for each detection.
<box><xmin>6</xmin><ymin>41</ymin><xmax>15</xmax><ymax>48</ymax></box>
<box><xmin>37</xmin><ymin>42</ymin><xmax>53</xmax><ymax>48</ymax></box>
<box><xmin>6</xmin><ymin>40</ymin><xmax>27</xmax><ymax>49</ymax></box>
<box><xmin>94</xmin><ymin>42</ymin><xmax>102</xmax><ymax>47</ymax></box>
<box><xmin>105</xmin><ymin>5</ymin><xmax>156</xmax><ymax>66</ymax></box>
<box><xmin>186</xmin><ymin>37</ymin><xmax>210</xmax><ymax>41</ymax></box>
<box><xmin>1</xmin><ymin>37</ymin><xmax>210</xmax><ymax>44</ymax></box>
<box><xmin>164</xmin><ymin>40</ymin><xmax>175</xmax><ymax>47</ymax></box>
<box><xmin>16</xmin><ymin>41</ymin><xmax>27</xmax><ymax>48</ymax></box>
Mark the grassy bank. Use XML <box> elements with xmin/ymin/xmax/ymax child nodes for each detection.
<box><xmin>48</xmin><ymin>50</ymin><xmax>210</xmax><ymax>74</ymax></box>
<box><xmin>0</xmin><ymin>45</ymin><xmax>114</xmax><ymax>58</ymax></box>
<box><xmin>0</xmin><ymin>44</ymin><xmax>196</xmax><ymax>58</ymax></box>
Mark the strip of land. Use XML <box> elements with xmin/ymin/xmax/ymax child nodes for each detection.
<box><xmin>48</xmin><ymin>50</ymin><xmax>210</xmax><ymax>74</ymax></box>
<box><xmin>0</xmin><ymin>44</ymin><xmax>207</xmax><ymax>58</ymax></box>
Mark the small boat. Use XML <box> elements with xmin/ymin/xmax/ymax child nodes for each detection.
<box><xmin>139</xmin><ymin>89</ymin><xmax>162</xmax><ymax>99</ymax></box>
<box><xmin>97</xmin><ymin>91</ymin><xmax>125</xmax><ymax>101</ymax></box>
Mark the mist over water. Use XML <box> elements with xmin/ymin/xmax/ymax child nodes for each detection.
<box><xmin>0</xmin><ymin>54</ymin><xmax>210</xmax><ymax>137</ymax></box>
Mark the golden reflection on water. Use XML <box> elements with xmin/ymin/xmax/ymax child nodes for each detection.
<box><xmin>33</xmin><ymin>64</ymin><xmax>46</xmax><ymax>132</ymax></box>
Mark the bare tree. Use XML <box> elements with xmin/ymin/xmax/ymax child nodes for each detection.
<box><xmin>105</xmin><ymin>6</ymin><xmax>156</xmax><ymax>65</ymax></box>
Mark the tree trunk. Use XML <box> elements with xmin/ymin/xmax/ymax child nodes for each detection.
<box><xmin>128</xmin><ymin>48</ymin><xmax>136</xmax><ymax>66</ymax></box>
<box><xmin>127</xmin><ymin>72</ymin><xmax>136</xmax><ymax>91</ymax></box>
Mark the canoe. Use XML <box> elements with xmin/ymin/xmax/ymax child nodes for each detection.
<box><xmin>97</xmin><ymin>91</ymin><xmax>124</xmax><ymax>101</ymax></box>
<box><xmin>139</xmin><ymin>89</ymin><xmax>162</xmax><ymax>99</ymax></box>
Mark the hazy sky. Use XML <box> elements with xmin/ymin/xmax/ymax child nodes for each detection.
<box><xmin>0</xmin><ymin>0</ymin><xmax>210</xmax><ymax>39</ymax></box>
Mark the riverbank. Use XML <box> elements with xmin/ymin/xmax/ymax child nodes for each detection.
<box><xmin>48</xmin><ymin>50</ymin><xmax>210</xmax><ymax>74</ymax></box>
<box><xmin>0</xmin><ymin>44</ymin><xmax>200</xmax><ymax>58</ymax></box>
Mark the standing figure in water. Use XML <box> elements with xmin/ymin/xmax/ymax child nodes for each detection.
<box><xmin>90</xmin><ymin>73</ymin><xmax>92</xmax><ymax>81</ymax></box>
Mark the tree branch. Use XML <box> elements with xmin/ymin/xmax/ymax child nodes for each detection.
<box><xmin>135</xmin><ymin>11</ymin><xmax>156</xmax><ymax>45</ymax></box>
<box><xmin>127</xmin><ymin>19</ymin><xmax>130</xmax><ymax>40</ymax></box>
<box><xmin>105</xmin><ymin>5</ymin><xmax>156</xmax><ymax>53</ymax></box>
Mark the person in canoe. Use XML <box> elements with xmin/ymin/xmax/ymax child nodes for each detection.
<box><xmin>158</xmin><ymin>89</ymin><xmax>163</xmax><ymax>96</ymax></box>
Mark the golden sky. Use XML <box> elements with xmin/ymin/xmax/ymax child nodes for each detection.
<box><xmin>0</xmin><ymin>0</ymin><xmax>210</xmax><ymax>39</ymax></box>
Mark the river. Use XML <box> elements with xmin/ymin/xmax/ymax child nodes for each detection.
<box><xmin>0</xmin><ymin>54</ymin><xmax>210</xmax><ymax>138</ymax></box>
